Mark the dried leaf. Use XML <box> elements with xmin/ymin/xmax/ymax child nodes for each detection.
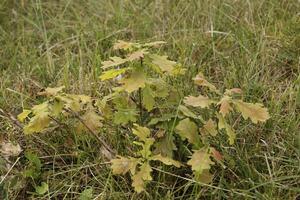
<box><xmin>0</xmin><ymin>141</ymin><xmax>22</xmax><ymax>157</ymax></box>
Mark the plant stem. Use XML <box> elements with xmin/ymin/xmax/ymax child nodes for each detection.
<box><xmin>139</xmin><ymin>58</ymin><xmax>144</xmax><ymax>125</ymax></box>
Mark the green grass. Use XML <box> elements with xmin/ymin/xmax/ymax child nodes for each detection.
<box><xmin>0</xmin><ymin>0</ymin><xmax>299</xmax><ymax>199</ymax></box>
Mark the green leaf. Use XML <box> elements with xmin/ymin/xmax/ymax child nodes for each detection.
<box><xmin>138</xmin><ymin>138</ymin><xmax>155</xmax><ymax>158</ymax></box>
<box><xmin>119</xmin><ymin>68</ymin><xmax>146</xmax><ymax>93</ymax></box>
<box><xmin>17</xmin><ymin>109</ymin><xmax>31</xmax><ymax>122</ymax></box>
<box><xmin>150</xmin><ymin>54</ymin><xmax>177</xmax><ymax>74</ymax></box>
<box><xmin>99</xmin><ymin>68</ymin><xmax>129</xmax><ymax>81</ymax></box>
<box><xmin>195</xmin><ymin>169</ymin><xmax>213</xmax><ymax>184</ymax></box>
<box><xmin>233</xmin><ymin>100</ymin><xmax>270</xmax><ymax>124</ymax></box>
<box><xmin>35</xmin><ymin>182</ymin><xmax>48</xmax><ymax>195</ymax></box>
<box><xmin>187</xmin><ymin>148</ymin><xmax>214</xmax><ymax>174</ymax></box>
<box><xmin>178</xmin><ymin>105</ymin><xmax>197</xmax><ymax>119</ymax></box>
<box><xmin>150</xmin><ymin>154</ymin><xmax>182</xmax><ymax>168</ymax></box>
<box><xmin>79</xmin><ymin>188</ymin><xmax>93</xmax><ymax>200</ymax></box>
<box><xmin>184</xmin><ymin>95</ymin><xmax>216</xmax><ymax>108</ymax></box>
<box><xmin>175</xmin><ymin>118</ymin><xmax>200</xmax><ymax>146</ymax></box>
<box><xmin>132</xmin><ymin>162</ymin><xmax>152</xmax><ymax>193</ymax></box>
<box><xmin>154</xmin><ymin>134</ymin><xmax>177</xmax><ymax>157</ymax></box>
<box><xmin>111</xmin><ymin>156</ymin><xmax>139</xmax><ymax>175</ymax></box>
<box><xmin>148</xmin><ymin>78</ymin><xmax>169</xmax><ymax>98</ymax></box>
<box><xmin>142</xmin><ymin>85</ymin><xmax>155</xmax><ymax>111</ymax></box>
<box><xmin>113</xmin><ymin>109</ymin><xmax>137</xmax><ymax>125</ymax></box>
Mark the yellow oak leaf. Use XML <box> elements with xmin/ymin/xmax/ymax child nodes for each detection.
<box><xmin>176</xmin><ymin>118</ymin><xmax>200</xmax><ymax>145</ymax></box>
<box><xmin>119</xmin><ymin>69</ymin><xmax>146</xmax><ymax>93</ymax></box>
<box><xmin>184</xmin><ymin>95</ymin><xmax>216</xmax><ymax>108</ymax></box>
<box><xmin>127</xmin><ymin>49</ymin><xmax>148</xmax><ymax>61</ymax></box>
<box><xmin>111</xmin><ymin>156</ymin><xmax>139</xmax><ymax>175</ymax></box>
<box><xmin>132</xmin><ymin>162</ymin><xmax>152</xmax><ymax>193</ymax></box>
<box><xmin>193</xmin><ymin>73</ymin><xmax>217</xmax><ymax>92</ymax></box>
<box><xmin>187</xmin><ymin>148</ymin><xmax>214</xmax><ymax>174</ymax></box>
<box><xmin>101</xmin><ymin>56</ymin><xmax>128</xmax><ymax>69</ymax></box>
<box><xmin>17</xmin><ymin>109</ymin><xmax>31</xmax><ymax>122</ymax></box>
<box><xmin>99</xmin><ymin>68</ymin><xmax>129</xmax><ymax>81</ymax></box>
<box><xmin>38</xmin><ymin>86</ymin><xmax>65</xmax><ymax>96</ymax></box>
<box><xmin>201</xmin><ymin>119</ymin><xmax>218</xmax><ymax>136</ymax></box>
<box><xmin>150</xmin><ymin>154</ymin><xmax>182</xmax><ymax>168</ymax></box>
<box><xmin>233</xmin><ymin>100</ymin><xmax>270</xmax><ymax>123</ymax></box>
<box><xmin>113</xmin><ymin>40</ymin><xmax>136</xmax><ymax>50</ymax></box>
<box><xmin>218</xmin><ymin>96</ymin><xmax>233</xmax><ymax>117</ymax></box>
<box><xmin>150</xmin><ymin>54</ymin><xmax>176</xmax><ymax>74</ymax></box>
<box><xmin>132</xmin><ymin>124</ymin><xmax>151</xmax><ymax>142</ymax></box>
<box><xmin>24</xmin><ymin>112</ymin><xmax>50</xmax><ymax>134</ymax></box>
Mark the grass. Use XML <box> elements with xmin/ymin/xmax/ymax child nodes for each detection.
<box><xmin>0</xmin><ymin>0</ymin><xmax>299</xmax><ymax>199</ymax></box>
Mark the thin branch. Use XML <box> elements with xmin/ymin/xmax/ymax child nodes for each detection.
<box><xmin>64</xmin><ymin>108</ymin><xmax>115</xmax><ymax>157</ymax></box>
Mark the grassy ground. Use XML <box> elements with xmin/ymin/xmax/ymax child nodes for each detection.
<box><xmin>0</xmin><ymin>0</ymin><xmax>299</xmax><ymax>199</ymax></box>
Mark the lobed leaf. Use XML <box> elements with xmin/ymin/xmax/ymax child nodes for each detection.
<box><xmin>101</xmin><ymin>56</ymin><xmax>128</xmax><ymax>69</ymax></box>
<box><xmin>17</xmin><ymin>109</ymin><xmax>31</xmax><ymax>122</ymax></box>
<box><xmin>175</xmin><ymin>118</ymin><xmax>200</xmax><ymax>146</ymax></box>
<box><xmin>119</xmin><ymin>68</ymin><xmax>146</xmax><ymax>93</ymax></box>
<box><xmin>187</xmin><ymin>148</ymin><xmax>214</xmax><ymax>174</ymax></box>
<box><xmin>111</xmin><ymin>156</ymin><xmax>140</xmax><ymax>175</ymax></box>
<box><xmin>151</xmin><ymin>154</ymin><xmax>182</xmax><ymax>168</ymax></box>
<box><xmin>201</xmin><ymin>119</ymin><xmax>218</xmax><ymax>136</ymax></box>
<box><xmin>150</xmin><ymin>54</ymin><xmax>177</xmax><ymax>74</ymax></box>
<box><xmin>99</xmin><ymin>68</ymin><xmax>129</xmax><ymax>81</ymax></box>
<box><xmin>184</xmin><ymin>95</ymin><xmax>216</xmax><ymax>108</ymax></box>
<box><xmin>233</xmin><ymin>100</ymin><xmax>270</xmax><ymax>124</ymax></box>
<box><xmin>132</xmin><ymin>162</ymin><xmax>152</xmax><ymax>193</ymax></box>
